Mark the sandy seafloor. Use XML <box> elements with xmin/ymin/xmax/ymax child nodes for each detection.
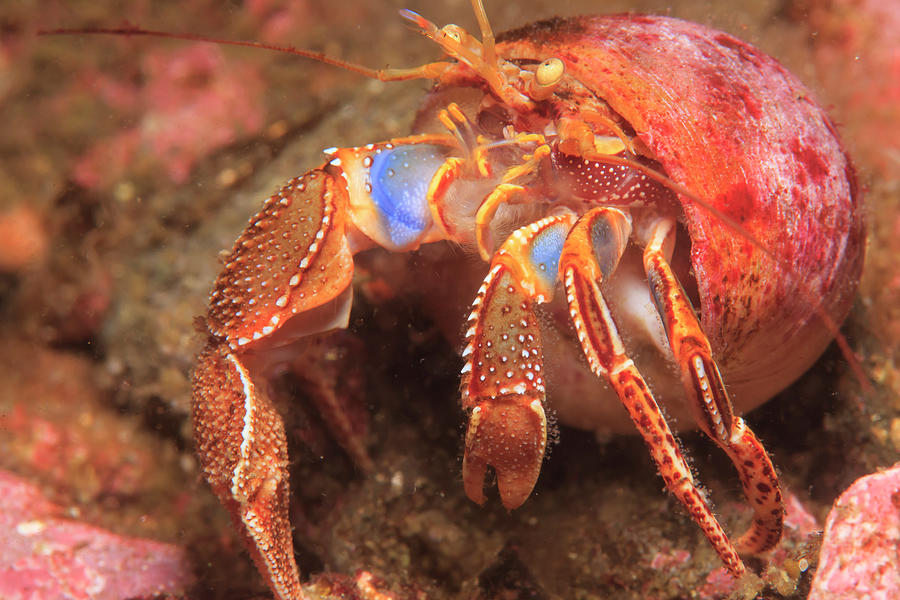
<box><xmin>1</xmin><ymin>0</ymin><xmax>898</xmax><ymax>598</ymax></box>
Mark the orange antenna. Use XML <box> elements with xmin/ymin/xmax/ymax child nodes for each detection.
<box><xmin>37</xmin><ymin>22</ymin><xmax>452</xmax><ymax>83</ymax></box>
<box><xmin>39</xmin><ymin>1</ymin><xmax>536</xmax><ymax>110</ymax></box>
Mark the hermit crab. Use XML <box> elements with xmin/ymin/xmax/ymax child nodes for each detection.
<box><xmin>180</xmin><ymin>1</ymin><xmax>863</xmax><ymax>598</ymax></box>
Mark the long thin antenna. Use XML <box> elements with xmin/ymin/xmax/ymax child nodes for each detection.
<box><xmin>37</xmin><ymin>24</ymin><xmax>450</xmax><ymax>82</ymax></box>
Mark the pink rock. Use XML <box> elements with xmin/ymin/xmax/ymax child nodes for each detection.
<box><xmin>782</xmin><ymin>488</ymin><xmax>820</xmax><ymax>538</ymax></box>
<box><xmin>809</xmin><ymin>462</ymin><xmax>900</xmax><ymax>600</ymax></box>
<box><xmin>649</xmin><ymin>545</ymin><xmax>691</xmax><ymax>572</ymax></box>
<box><xmin>697</xmin><ymin>567</ymin><xmax>737</xmax><ymax>600</ymax></box>
<box><xmin>0</xmin><ymin>469</ymin><xmax>195</xmax><ymax>600</ymax></box>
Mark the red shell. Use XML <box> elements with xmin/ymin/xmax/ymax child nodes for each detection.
<box><xmin>492</xmin><ymin>15</ymin><xmax>865</xmax><ymax>411</ymax></box>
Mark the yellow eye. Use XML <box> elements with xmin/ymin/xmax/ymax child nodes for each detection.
<box><xmin>536</xmin><ymin>57</ymin><xmax>565</xmax><ymax>86</ymax></box>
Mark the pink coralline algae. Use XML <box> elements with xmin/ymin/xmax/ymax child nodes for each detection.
<box><xmin>73</xmin><ymin>43</ymin><xmax>266</xmax><ymax>189</ymax></box>
<box><xmin>0</xmin><ymin>470</ymin><xmax>195</xmax><ymax>600</ymax></box>
<box><xmin>797</xmin><ymin>0</ymin><xmax>900</xmax><ymax>178</ymax></box>
<box><xmin>810</xmin><ymin>462</ymin><xmax>900</xmax><ymax>599</ymax></box>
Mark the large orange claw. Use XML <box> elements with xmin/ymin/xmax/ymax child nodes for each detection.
<box><xmin>459</xmin><ymin>215</ymin><xmax>574</xmax><ymax>509</ymax></box>
<box><xmin>191</xmin><ymin>135</ymin><xmax>456</xmax><ymax>599</ymax></box>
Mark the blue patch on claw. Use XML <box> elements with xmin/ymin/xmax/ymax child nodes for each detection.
<box><xmin>369</xmin><ymin>144</ymin><xmax>446</xmax><ymax>248</ymax></box>
<box><xmin>528</xmin><ymin>223</ymin><xmax>568</xmax><ymax>290</ymax></box>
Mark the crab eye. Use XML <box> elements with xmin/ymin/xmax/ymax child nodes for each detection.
<box><xmin>528</xmin><ymin>57</ymin><xmax>565</xmax><ymax>100</ymax></box>
<box><xmin>536</xmin><ymin>57</ymin><xmax>565</xmax><ymax>87</ymax></box>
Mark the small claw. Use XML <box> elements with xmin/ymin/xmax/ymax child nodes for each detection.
<box><xmin>463</xmin><ymin>395</ymin><xmax>547</xmax><ymax>510</ymax></box>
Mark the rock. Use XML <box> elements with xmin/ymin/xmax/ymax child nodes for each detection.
<box><xmin>0</xmin><ymin>469</ymin><xmax>195</xmax><ymax>600</ymax></box>
<box><xmin>809</xmin><ymin>462</ymin><xmax>900</xmax><ymax>599</ymax></box>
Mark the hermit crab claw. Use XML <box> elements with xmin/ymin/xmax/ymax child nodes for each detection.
<box><xmin>463</xmin><ymin>394</ymin><xmax>548</xmax><ymax>510</ymax></box>
<box><xmin>459</xmin><ymin>215</ymin><xmax>574</xmax><ymax>510</ymax></box>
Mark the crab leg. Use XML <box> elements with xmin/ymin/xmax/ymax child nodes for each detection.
<box><xmin>460</xmin><ymin>213</ymin><xmax>577</xmax><ymax>510</ymax></box>
<box><xmin>193</xmin><ymin>343</ymin><xmax>303</xmax><ymax>600</ymax></box>
<box><xmin>192</xmin><ymin>165</ymin><xmax>363</xmax><ymax>600</ymax></box>
<box><xmin>641</xmin><ymin>216</ymin><xmax>784</xmax><ymax>554</ymax></box>
<box><xmin>559</xmin><ymin>207</ymin><xmax>746</xmax><ymax>577</ymax></box>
